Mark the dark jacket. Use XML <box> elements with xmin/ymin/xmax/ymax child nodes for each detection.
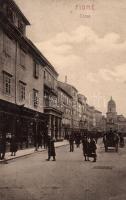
<box><xmin>89</xmin><ymin>139</ymin><xmax>97</xmax><ymax>154</ymax></box>
<box><xmin>69</xmin><ymin>135</ymin><xmax>74</xmax><ymax>144</ymax></box>
<box><xmin>82</xmin><ymin>137</ymin><xmax>89</xmax><ymax>155</ymax></box>
<box><xmin>47</xmin><ymin>137</ymin><xmax>56</xmax><ymax>157</ymax></box>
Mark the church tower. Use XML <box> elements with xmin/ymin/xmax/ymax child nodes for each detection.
<box><xmin>106</xmin><ymin>97</ymin><xmax>117</xmax><ymax>130</ymax></box>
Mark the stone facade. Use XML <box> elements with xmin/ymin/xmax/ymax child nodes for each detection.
<box><xmin>57</xmin><ymin>81</ymin><xmax>72</xmax><ymax>138</ymax></box>
<box><xmin>43</xmin><ymin>67</ymin><xmax>63</xmax><ymax>141</ymax></box>
<box><xmin>0</xmin><ymin>0</ymin><xmax>50</xmax><ymax>148</ymax></box>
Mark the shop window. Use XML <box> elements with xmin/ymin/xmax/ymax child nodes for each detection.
<box><xmin>3</xmin><ymin>71</ymin><xmax>12</xmax><ymax>95</ymax></box>
<box><xmin>19</xmin><ymin>81</ymin><xmax>26</xmax><ymax>101</ymax></box>
<box><xmin>33</xmin><ymin>89</ymin><xmax>39</xmax><ymax>108</ymax></box>
<box><xmin>33</xmin><ymin>61</ymin><xmax>39</xmax><ymax>79</ymax></box>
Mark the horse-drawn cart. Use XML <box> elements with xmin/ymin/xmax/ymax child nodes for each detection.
<box><xmin>103</xmin><ymin>132</ymin><xmax>119</xmax><ymax>152</ymax></box>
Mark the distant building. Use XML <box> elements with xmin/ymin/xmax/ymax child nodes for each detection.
<box><xmin>117</xmin><ymin>115</ymin><xmax>126</xmax><ymax>133</ymax></box>
<box><xmin>57</xmin><ymin>82</ymin><xmax>79</xmax><ymax>130</ymax></box>
<box><xmin>57</xmin><ymin>81</ymin><xmax>72</xmax><ymax>138</ymax></box>
<box><xmin>77</xmin><ymin>94</ymin><xmax>87</xmax><ymax>130</ymax></box>
<box><xmin>106</xmin><ymin>97</ymin><xmax>126</xmax><ymax>133</ymax></box>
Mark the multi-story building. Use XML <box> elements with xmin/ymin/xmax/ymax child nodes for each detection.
<box><xmin>77</xmin><ymin>94</ymin><xmax>87</xmax><ymax>131</ymax></box>
<box><xmin>43</xmin><ymin>67</ymin><xmax>63</xmax><ymax>141</ymax></box>
<box><xmin>106</xmin><ymin>97</ymin><xmax>126</xmax><ymax>134</ymax></box>
<box><xmin>56</xmin><ymin>82</ymin><xmax>79</xmax><ymax>131</ymax></box>
<box><xmin>57</xmin><ymin>81</ymin><xmax>72</xmax><ymax>138</ymax></box>
<box><xmin>117</xmin><ymin>115</ymin><xmax>126</xmax><ymax>134</ymax></box>
<box><xmin>0</xmin><ymin>0</ymin><xmax>106</xmax><ymax>148</ymax></box>
<box><xmin>0</xmin><ymin>0</ymin><xmax>56</xmax><ymax>147</ymax></box>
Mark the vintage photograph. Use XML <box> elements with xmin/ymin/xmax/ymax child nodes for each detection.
<box><xmin>0</xmin><ymin>0</ymin><xmax>126</xmax><ymax>199</ymax></box>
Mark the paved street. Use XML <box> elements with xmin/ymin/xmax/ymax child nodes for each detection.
<box><xmin>0</xmin><ymin>140</ymin><xmax>126</xmax><ymax>200</ymax></box>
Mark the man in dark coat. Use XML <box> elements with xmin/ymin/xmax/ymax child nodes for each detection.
<box><xmin>82</xmin><ymin>136</ymin><xmax>90</xmax><ymax>161</ymax></box>
<box><xmin>0</xmin><ymin>134</ymin><xmax>6</xmax><ymax>160</ymax></box>
<box><xmin>75</xmin><ymin>133</ymin><xmax>81</xmax><ymax>148</ymax></box>
<box><xmin>46</xmin><ymin>135</ymin><xmax>56</xmax><ymax>161</ymax></box>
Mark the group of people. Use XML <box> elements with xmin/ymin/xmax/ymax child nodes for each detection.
<box><xmin>45</xmin><ymin>133</ymin><xmax>97</xmax><ymax>162</ymax></box>
<box><xmin>68</xmin><ymin>133</ymin><xmax>97</xmax><ymax>162</ymax></box>
<box><xmin>1</xmin><ymin>129</ymin><xmax>124</xmax><ymax>163</ymax></box>
<box><xmin>0</xmin><ymin>131</ymin><xmax>49</xmax><ymax>161</ymax></box>
<box><xmin>0</xmin><ymin>134</ymin><xmax>18</xmax><ymax>160</ymax></box>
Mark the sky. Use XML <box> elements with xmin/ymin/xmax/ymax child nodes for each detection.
<box><xmin>15</xmin><ymin>0</ymin><xmax>126</xmax><ymax>116</ymax></box>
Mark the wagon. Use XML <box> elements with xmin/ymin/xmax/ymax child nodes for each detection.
<box><xmin>103</xmin><ymin>133</ymin><xmax>119</xmax><ymax>152</ymax></box>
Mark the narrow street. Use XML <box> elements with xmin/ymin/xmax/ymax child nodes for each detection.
<box><xmin>0</xmin><ymin>140</ymin><xmax>126</xmax><ymax>200</ymax></box>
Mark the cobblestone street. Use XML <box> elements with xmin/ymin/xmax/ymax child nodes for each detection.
<box><xmin>0</xmin><ymin>140</ymin><xmax>126</xmax><ymax>200</ymax></box>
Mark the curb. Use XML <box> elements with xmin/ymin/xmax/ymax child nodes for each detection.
<box><xmin>2</xmin><ymin>143</ymin><xmax>69</xmax><ymax>162</ymax></box>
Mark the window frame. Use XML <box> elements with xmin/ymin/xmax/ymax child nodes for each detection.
<box><xmin>19</xmin><ymin>81</ymin><xmax>26</xmax><ymax>102</ymax></box>
<box><xmin>3</xmin><ymin>71</ymin><xmax>12</xmax><ymax>95</ymax></box>
<box><xmin>33</xmin><ymin>89</ymin><xmax>39</xmax><ymax>108</ymax></box>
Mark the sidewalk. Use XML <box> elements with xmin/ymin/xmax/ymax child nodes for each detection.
<box><xmin>0</xmin><ymin>140</ymin><xmax>69</xmax><ymax>163</ymax></box>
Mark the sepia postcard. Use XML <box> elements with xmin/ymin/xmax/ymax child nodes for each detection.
<box><xmin>0</xmin><ymin>0</ymin><xmax>126</xmax><ymax>200</ymax></box>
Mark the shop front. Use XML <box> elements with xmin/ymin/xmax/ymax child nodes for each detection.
<box><xmin>0</xmin><ymin>99</ymin><xmax>47</xmax><ymax>150</ymax></box>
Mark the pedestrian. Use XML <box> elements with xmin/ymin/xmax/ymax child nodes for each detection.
<box><xmin>75</xmin><ymin>133</ymin><xmax>81</xmax><ymax>148</ymax></box>
<box><xmin>69</xmin><ymin>133</ymin><xmax>74</xmax><ymax>152</ymax></box>
<box><xmin>0</xmin><ymin>134</ymin><xmax>6</xmax><ymax>160</ymax></box>
<box><xmin>10</xmin><ymin>134</ymin><xmax>18</xmax><ymax>156</ymax></box>
<box><xmin>88</xmin><ymin>137</ymin><xmax>97</xmax><ymax>162</ymax></box>
<box><xmin>82</xmin><ymin>136</ymin><xmax>90</xmax><ymax>161</ymax></box>
<box><xmin>119</xmin><ymin>133</ymin><xmax>124</xmax><ymax>147</ymax></box>
<box><xmin>46</xmin><ymin>135</ymin><xmax>56</xmax><ymax>161</ymax></box>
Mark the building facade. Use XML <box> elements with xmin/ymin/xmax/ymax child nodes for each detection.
<box><xmin>0</xmin><ymin>0</ymin><xmax>50</xmax><ymax>148</ymax></box>
<box><xmin>0</xmin><ymin>0</ymin><xmax>105</xmax><ymax>146</ymax></box>
<box><xmin>57</xmin><ymin>81</ymin><xmax>72</xmax><ymax>138</ymax></box>
<box><xmin>77</xmin><ymin>94</ymin><xmax>87</xmax><ymax>131</ymax></box>
<box><xmin>106</xmin><ymin>97</ymin><xmax>126</xmax><ymax>134</ymax></box>
<box><xmin>43</xmin><ymin>67</ymin><xmax>63</xmax><ymax>141</ymax></box>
